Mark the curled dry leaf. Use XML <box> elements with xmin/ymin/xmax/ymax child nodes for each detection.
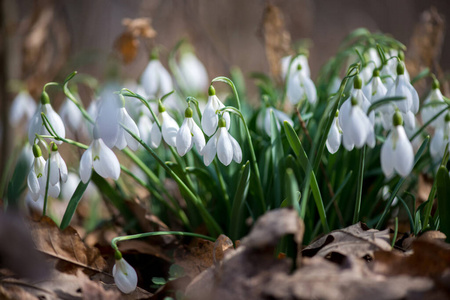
<box><xmin>29</xmin><ymin>216</ymin><xmax>107</xmax><ymax>274</ymax></box>
<box><xmin>302</xmin><ymin>222</ymin><xmax>391</xmax><ymax>260</ymax></box>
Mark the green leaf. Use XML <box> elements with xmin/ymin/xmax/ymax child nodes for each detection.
<box><xmin>411</xmin><ymin>68</ymin><xmax>430</xmax><ymax>85</ymax></box>
<box><xmin>285</xmin><ymin>169</ymin><xmax>301</xmax><ymax>215</ymax></box>
<box><xmin>60</xmin><ymin>180</ymin><xmax>90</xmax><ymax>229</ymax></box>
<box><xmin>437</xmin><ymin>165</ymin><xmax>450</xmax><ymax>242</ymax></box>
<box><xmin>6</xmin><ymin>149</ymin><xmax>31</xmax><ymax>209</ymax></box>
<box><xmin>270</xmin><ymin>110</ymin><xmax>284</xmax><ymax>208</ymax></box>
<box><xmin>367</xmin><ymin>96</ymin><xmax>406</xmax><ymax>114</ymax></box>
<box><xmin>152</xmin><ymin>277</ymin><xmax>167</xmax><ymax>285</ymax></box>
<box><xmin>230</xmin><ymin>161</ymin><xmax>251</xmax><ymax>241</ymax></box>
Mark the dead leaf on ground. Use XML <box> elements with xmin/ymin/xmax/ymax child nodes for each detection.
<box><xmin>302</xmin><ymin>222</ymin><xmax>391</xmax><ymax>261</ymax></box>
<box><xmin>28</xmin><ymin>216</ymin><xmax>107</xmax><ymax>274</ymax></box>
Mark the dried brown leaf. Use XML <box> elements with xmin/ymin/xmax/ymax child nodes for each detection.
<box><xmin>29</xmin><ymin>216</ymin><xmax>107</xmax><ymax>274</ymax></box>
<box><xmin>302</xmin><ymin>222</ymin><xmax>391</xmax><ymax>260</ymax></box>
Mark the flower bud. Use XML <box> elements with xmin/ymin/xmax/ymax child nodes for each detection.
<box><xmin>113</xmin><ymin>256</ymin><xmax>138</xmax><ymax>294</ymax></box>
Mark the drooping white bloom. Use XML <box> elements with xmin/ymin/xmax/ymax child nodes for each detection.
<box><xmin>203</xmin><ymin>117</ymin><xmax>242</xmax><ymax>166</ymax></box>
<box><xmin>385</xmin><ymin>62</ymin><xmax>419</xmax><ymax>114</ymax></box>
<box><xmin>137</xmin><ymin>113</ymin><xmax>153</xmax><ymax>145</ymax></box>
<box><xmin>59</xmin><ymin>98</ymin><xmax>83</xmax><ymax>133</ymax></box>
<box><xmin>339</xmin><ymin>97</ymin><xmax>375</xmax><ymax>151</ymax></box>
<box><xmin>46</xmin><ymin>143</ymin><xmax>68</xmax><ymax>188</ymax></box>
<box><xmin>179</xmin><ymin>51</ymin><xmax>209</xmax><ymax>94</ymax></box>
<box><xmin>79</xmin><ymin>126</ymin><xmax>121</xmax><ymax>183</ymax></box>
<box><xmin>10</xmin><ymin>91</ymin><xmax>37</xmax><ymax>126</ymax></box>
<box><xmin>286</xmin><ymin>64</ymin><xmax>317</xmax><ymax>105</ymax></box>
<box><xmin>140</xmin><ymin>57</ymin><xmax>173</xmax><ymax>99</ymax></box>
<box><xmin>264</xmin><ymin>107</ymin><xmax>293</xmax><ymax>137</ymax></box>
<box><xmin>281</xmin><ymin>54</ymin><xmax>311</xmax><ymax>79</ymax></box>
<box><xmin>113</xmin><ymin>255</ymin><xmax>138</xmax><ymax>294</ymax></box>
<box><xmin>28</xmin><ymin>93</ymin><xmax>65</xmax><ymax>145</ymax></box>
<box><xmin>430</xmin><ymin>114</ymin><xmax>450</xmax><ymax>162</ymax></box>
<box><xmin>362</xmin><ymin>69</ymin><xmax>387</xmax><ymax>104</ymax></box>
<box><xmin>387</xmin><ymin>50</ymin><xmax>410</xmax><ymax>82</ymax></box>
<box><xmin>380</xmin><ymin>112</ymin><xmax>414</xmax><ymax>177</ymax></box>
<box><xmin>326</xmin><ymin>111</ymin><xmax>342</xmax><ymax>154</ymax></box>
<box><xmin>422</xmin><ymin>81</ymin><xmax>447</xmax><ymax>128</ymax></box>
<box><xmin>176</xmin><ymin>107</ymin><xmax>205</xmax><ymax>156</ymax></box>
<box><xmin>115</xmin><ymin>107</ymin><xmax>140</xmax><ymax>151</ymax></box>
<box><xmin>150</xmin><ymin>102</ymin><xmax>180</xmax><ymax>148</ymax></box>
<box><xmin>27</xmin><ymin>144</ymin><xmax>60</xmax><ymax>201</ymax></box>
<box><xmin>201</xmin><ymin>86</ymin><xmax>230</xmax><ymax>136</ymax></box>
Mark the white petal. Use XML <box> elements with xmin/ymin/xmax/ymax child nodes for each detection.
<box><xmin>43</xmin><ymin>104</ymin><xmax>66</xmax><ymax>144</ymax></box>
<box><xmin>113</xmin><ymin>259</ymin><xmax>138</xmax><ymax>294</ymax></box>
<box><xmin>201</xmin><ymin>96</ymin><xmax>219</xmax><ymax>136</ymax></box>
<box><xmin>347</xmin><ymin>107</ymin><xmax>368</xmax><ymax>148</ymax></box>
<box><xmin>287</xmin><ymin>74</ymin><xmax>302</xmax><ymax>104</ymax></box>
<box><xmin>264</xmin><ymin>109</ymin><xmax>272</xmax><ymax>137</ymax></box>
<box><xmin>217</xmin><ymin>128</ymin><xmax>233</xmax><ymax>166</ymax></box>
<box><xmin>10</xmin><ymin>91</ymin><xmax>36</xmax><ymax>125</ymax></box>
<box><xmin>48</xmin><ymin>181</ymin><xmax>60</xmax><ymax>198</ymax></box>
<box><xmin>48</xmin><ymin>156</ymin><xmax>60</xmax><ymax>186</ymax></box>
<box><xmin>403</xmin><ymin>111</ymin><xmax>415</xmax><ymax>131</ymax></box>
<box><xmin>394</xmin><ymin>126</ymin><xmax>414</xmax><ymax>177</ymax></box>
<box><xmin>96</xmin><ymin>96</ymin><xmax>120</xmax><ymax>148</ymax></box>
<box><xmin>79</xmin><ymin>146</ymin><xmax>93</xmax><ymax>183</ymax></box>
<box><xmin>93</xmin><ymin>139</ymin><xmax>120</xmax><ymax>180</ymax></box>
<box><xmin>326</xmin><ymin>118</ymin><xmax>341</xmax><ymax>154</ymax></box>
<box><xmin>381</xmin><ymin>133</ymin><xmax>395</xmax><ymax>177</ymax></box>
<box><xmin>161</xmin><ymin>112</ymin><xmax>179</xmax><ymax>147</ymax></box>
<box><xmin>191</xmin><ymin>120</ymin><xmax>206</xmax><ymax>153</ymax></box>
<box><xmin>203</xmin><ymin>135</ymin><xmax>218</xmax><ymax>166</ymax></box>
<box><xmin>138</xmin><ymin>115</ymin><xmax>153</xmax><ymax>144</ymax></box>
<box><xmin>27</xmin><ymin>170</ymin><xmax>40</xmax><ymax>198</ymax></box>
<box><xmin>176</xmin><ymin>119</ymin><xmax>192</xmax><ymax>156</ymax></box>
<box><xmin>150</xmin><ymin>124</ymin><xmax>162</xmax><ymax>148</ymax></box>
<box><xmin>302</xmin><ymin>75</ymin><xmax>317</xmax><ymax>104</ymax></box>
<box><xmin>430</xmin><ymin>128</ymin><xmax>444</xmax><ymax>159</ymax></box>
<box><xmin>57</xmin><ymin>153</ymin><xmax>68</xmax><ymax>183</ymax></box>
<box><xmin>229</xmin><ymin>134</ymin><xmax>242</xmax><ymax>163</ymax></box>
<box><xmin>121</xmin><ymin>108</ymin><xmax>140</xmax><ymax>151</ymax></box>
<box><xmin>28</xmin><ymin>107</ymin><xmax>42</xmax><ymax>145</ymax></box>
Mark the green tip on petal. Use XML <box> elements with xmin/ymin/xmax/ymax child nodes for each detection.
<box><xmin>351</xmin><ymin>97</ymin><xmax>358</xmax><ymax>106</ymax></box>
<box><xmin>432</xmin><ymin>79</ymin><xmax>440</xmax><ymax>90</ymax></box>
<box><xmin>158</xmin><ymin>100</ymin><xmax>166</xmax><ymax>113</ymax></box>
<box><xmin>297</xmin><ymin>64</ymin><xmax>302</xmax><ymax>71</ymax></box>
<box><xmin>218</xmin><ymin>116</ymin><xmax>227</xmax><ymax>128</ymax></box>
<box><xmin>114</xmin><ymin>250</ymin><xmax>123</xmax><ymax>260</ymax></box>
<box><xmin>353</xmin><ymin>75</ymin><xmax>362</xmax><ymax>89</ymax></box>
<box><xmin>185</xmin><ymin>107</ymin><xmax>193</xmax><ymax>118</ymax></box>
<box><xmin>40</xmin><ymin>91</ymin><xmax>50</xmax><ymax>105</ymax></box>
<box><xmin>32</xmin><ymin>144</ymin><xmax>42</xmax><ymax>157</ymax></box>
<box><xmin>372</xmin><ymin>69</ymin><xmax>380</xmax><ymax>77</ymax></box>
<box><xmin>396</xmin><ymin>62</ymin><xmax>405</xmax><ymax>75</ymax></box>
<box><xmin>51</xmin><ymin>142</ymin><xmax>58</xmax><ymax>152</ymax></box>
<box><xmin>393</xmin><ymin>111</ymin><xmax>403</xmax><ymax>126</ymax></box>
<box><xmin>208</xmin><ymin>85</ymin><xmax>216</xmax><ymax>96</ymax></box>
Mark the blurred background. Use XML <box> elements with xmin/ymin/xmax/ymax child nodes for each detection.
<box><xmin>1</xmin><ymin>0</ymin><xmax>449</xmax><ymax>175</ymax></box>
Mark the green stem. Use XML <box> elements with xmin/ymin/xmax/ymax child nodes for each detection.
<box><xmin>391</xmin><ymin>217</ymin><xmax>398</xmax><ymax>248</ymax></box>
<box><xmin>43</xmin><ymin>151</ymin><xmax>51</xmax><ymax>216</ymax></box>
<box><xmin>214</xmin><ymin>160</ymin><xmax>231</xmax><ymax>217</ymax></box>
<box><xmin>411</xmin><ymin>106</ymin><xmax>449</xmax><ymax>140</ymax></box>
<box><xmin>111</xmin><ymin>231</ymin><xmax>216</xmax><ymax>251</ymax></box>
<box><xmin>353</xmin><ymin>146</ymin><xmax>366</xmax><ymax>224</ymax></box>
<box><xmin>212</xmin><ymin>76</ymin><xmax>241</xmax><ymax>110</ymax></box>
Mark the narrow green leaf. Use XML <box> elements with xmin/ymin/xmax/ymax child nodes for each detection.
<box><xmin>270</xmin><ymin>110</ymin><xmax>284</xmax><ymax>208</ymax></box>
<box><xmin>230</xmin><ymin>161</ymin><xmax>251</xmax><ymax>241</ymax></box>
<box><xmin>285</xmin><ymin>169</ymin><xmax>301</xmax><ymax>215</ymax></box>
<box><xmin>60</xmin><ymin>180</ymin><xmax>90</xmax><ymax>229</ymax></box>
<box><xmin>367</xmin><ymin>96</ymin><xmax>405</xmax><ymax>114</ymax></box>
<box><xmin>437</xmin><ymin>165</ymin><xmax>450</xmax><ymax>242</ymax></box>
<box><xmin>411</xmin><ymin>68</ymin><xmax>430</xmax><ymax>85</ymax></box>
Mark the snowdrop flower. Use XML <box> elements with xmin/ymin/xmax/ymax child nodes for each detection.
<box><xmin>59</xmin><ymin>97</ymin><xmax>83</xmax><ymax>133</ymax></box>
<box><xmin>27</xmin><ymin>144</ymin><xmax>60</xmax><ymax>201</ymax></box>
<box><xmin>351</xmin><ymin>76</ymin><xmax>373</xmax><ymax>122</ymax></box>
<box><xmin>281</xmin><ymin>54</ymin><xmax>311</xmax><ymax>79</ymax></box>
<box><xmin>362</xmin><ymin>69</ymin><xmax>387</xmax><ymax>104</ymax></box>
<box><xmin>422</xmin><ymin>80</ymin><xmax>447</xmax><ymax>128</ymax></box>
<box><xmin>10</xmin><ymin>91</ymin><xmax>36</xmax><ymax>126</ymax></box>
<box><xmin>201</xmin><ymin>85</ymin><xmax>230</xmax><ymax>136</ymax></box>
<box><xmin>326</xmin><ymin>110</ymin><xmax>342</xmax><ymax>154</ymax></box>
<box><xmin>264</xmin><ymin>107</ymin><xmax>293</xmax><ymax>137</ymax></box>
<box><xmin>28</xmin><ymin>91</ymin><xmax>65</xmax><ymax>145</ymax></box>
<box><xmin>46</xmin><ymin>143</ymin><xmax>68</xmax><ymax>187</ymax></box>
<box><xmin>79</xmin><ymin>125</ymin><xmax>121</xmax><ymax>183</ymax></box>
<box><xmin>385</xmin><ymin>62</ymin><xmax>419</xmax><ymax>114</ymax></box>
<box><xmin>387</xmin><ymin>50</ymin><xmax>410</xmax><ymax>82</ymax></box>
<box><xmin>150</xmin><ymin>101</ymin><xmax>179</xmax><ymax>148</ymax></box>
<box><xmin>381</xmin><ymin>111</ymin><xmax>414</xmax><ymax>177</ymax></box>
<box><xmin>179</xmin><ymin>50</ymin><xmax>209</xmax><ymax>94</ymax></box>
<box><xmin>137</xmin><ymin>113</ymin><xmax>153</xmax><ymax>145</ymax></box>
<box><xmin>287</xmin><ymin>64</ymin><xmax>317</xmax><ymax>105</ymax></box>
<box><xmin>140</xmin><ymin>54</ymin><xmax>173</xmax><ymax>99</ymax></box>
<box><xmin>176</xmin><ymin>107</ymin><xmax>205</xmax><ymax>156</ymax></box>
<box><xmin>203</xmin><ymin>116</ymin><xmax>242</xmax><ymax>166</ymax></box>
<box><xmin>113</xmin><ymin>251</ymin><xmax>138</xmax><ymax>294</ymax></box>
<box><xmin>339</xmin><ymin>96</ymin><xmax>375</xmax><ymax>151</ymax></box>
<box><xmin>430</xmin><ymin>113</ymin><xmax>450</xmax><ymax>162</ymax></box>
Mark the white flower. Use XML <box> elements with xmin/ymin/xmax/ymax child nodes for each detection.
<box><xmin>385</xmin><ymin>62</ymin><xmax>419</xmax><ymax>114</ymax></box>
<box><xmin>59</xmin><ymin>98</ymin><xmax>83</xmax><ymax>133</ymax></box>
<box><xmin>113</xmin><ymin>256</ymin><xmax>138</xmax><ymax>294</ymax></box>
<box><xmin>281</xmin><ymin>54</ymin><xmax>310</xmax><ymax>79</ymax></box>
<box><xmin>362</xmin><ymin>70</ymin><xmax>387</xmax><ymax>104</ymax></box>
<box><xmin>201</xmin><ymin>86</ymin><xmax>230</xmax><ymax>136</ymax></box>
<box><xmin>326</xmin><ymin>111</ymin><xmax>342</xmax><ymax>154</ymax></box>
<box><xmin>137</xmin><ymin>113</ymin><xmax>153</xmax><ymax>145</ymax></box>
<box><xmin>264</xmin><ymin>107</ymin><xmax>293</xmax><ymax>137</ymax></box>
<box><xmin>27</xmin><ymin>144</ymin><xmax>60</xmax><ymax>201</ymax></box>
<box><xmin>203</xmin><ymin>117</ymin><xmax>242</xmax><ymax>166</ymax></box>
<box><xmin>79</xmin><ymin>126</ymin><xmax>121</xmax><ymax>183</ymax></box>
<box><xmin>150</xmin><ymin>102</ymin><xmax>179</xmax><ymax>148</ymax></box>
<box><xmin>339</xmin><ymin>97</ymin><xmax>375</xmax><ymax>151</ymax></box>
<box><xmin>115</xmin><ymin>107</ymin><xmax>140</xmax><ymax>151</ymax></box>
<box><xmin>430</xmin><ymin>114</ymin><xmax>450</xmax><ymax>161</ymax></box>
<box><xmin>28</xmin><ymin>96</ymin><xmax>65</xmax><ymax>145</ymax></box>
<box><xmin>286</xmin><ymin>65</ymin><xmax>317</xmax><ymax>105</ymax></box>
<box><xmin>46</xmin><ymin>143</ymin><xmax>68</xmax><ymax>187</ymax></box>
<box><xmin>179</xmin><ymin>51</ymin><xmax>209</xmax><ymax>94</ymax></box>
<box><xmin>10</xmin><ymin>91</ymin><xmax>36</xmax><ymax>126</ymax></box>
<box><xmin>140</xmin><ymin>57</ymin><xmax>173</xmax><ymax>99</ymax></box>
<box><xmin>176</xmin><ymin>107</ymin><xmax>205</xmax><ymax>156</ymax></box>
<box><xmin>422</xmin><ymin>81</ymin><xmax>446</xmax><ymax>128</ymax></box>
<box><xmin>381</xmin><ymin>112</ymin><xmax>414</xmax><ymax>177</ymax></box>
